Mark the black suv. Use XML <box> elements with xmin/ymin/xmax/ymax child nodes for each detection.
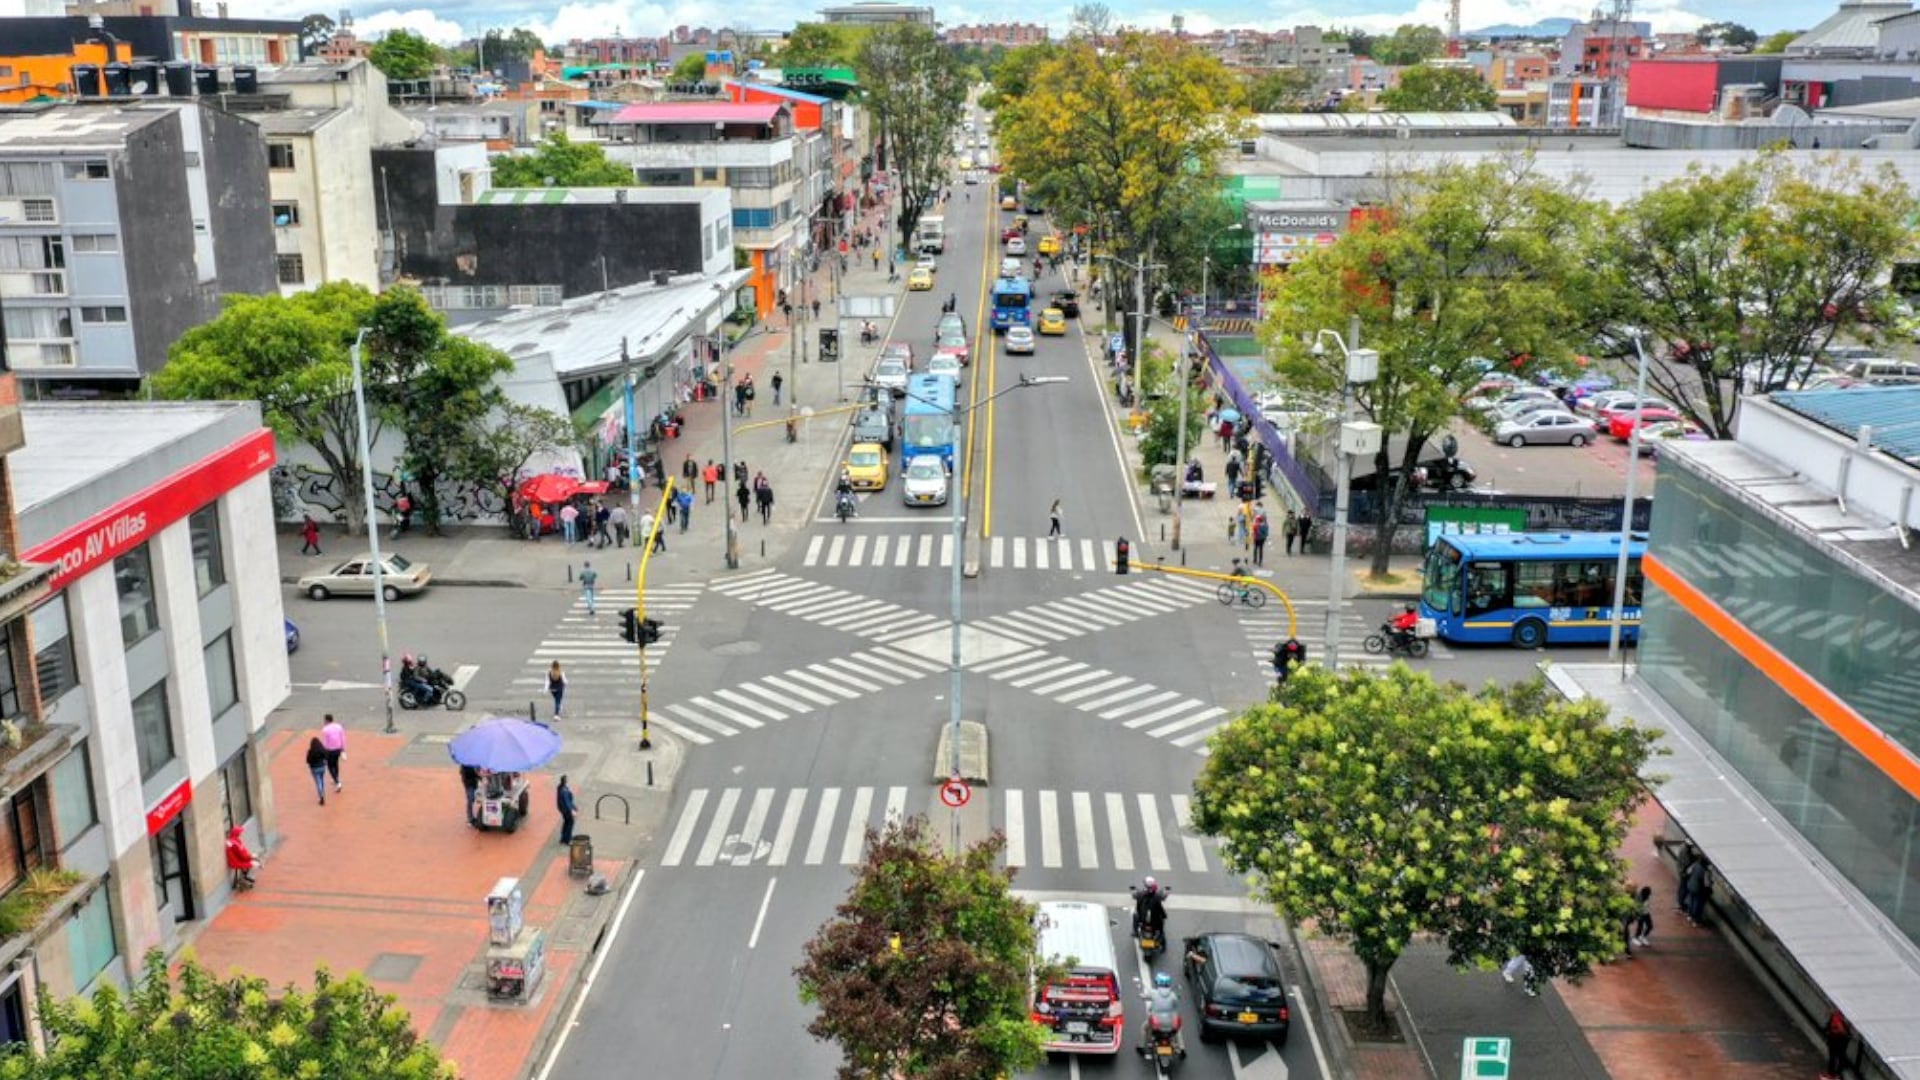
<box><xmin>1183</xmin><ymin>932</ymin><xmax>1290</xmax><ymax>1044</ymax></box>
<box><xmin>1052</xmin><ymin>290</ymin><xmax>1081</xmax><ymax>318</ymax></box>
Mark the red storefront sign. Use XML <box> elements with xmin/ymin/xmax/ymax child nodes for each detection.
<box><xmin>22</xmin><ymin>427</ymin><xmax>275</xmax><ymax>590</ymax></box>
<box><xmin>146</xmin><ymin>778</ymin><xmax>192</xmax><ymax>836</ymax></box>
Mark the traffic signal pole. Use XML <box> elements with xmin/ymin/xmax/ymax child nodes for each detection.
<box><xmin>634</xmin><ymin>479</ymin><xmax>676</xmax><ymax>750</ymax></box>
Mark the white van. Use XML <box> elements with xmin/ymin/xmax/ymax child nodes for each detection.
<box><xmin>1031</xmin><ymin>901</ymin><xmax>1123</xmax><ymax>1054</ymax></box>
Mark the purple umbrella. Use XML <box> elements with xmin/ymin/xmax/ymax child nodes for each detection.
<box><xmin>447</xmin><ymin>717</ymin><xmax>563</xmax><ymax>772</ymax></box>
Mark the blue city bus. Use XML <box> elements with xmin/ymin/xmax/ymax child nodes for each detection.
<box><xmin>990</xmin><ymin>277</ymin><xmax>1032</xmax><ymax>332</ymax></box>
<box><xmin>1419</xmin><ymin>531</ymin><xmax>1647</xmax><ymax>648</ymax></box>
<box><xmin>900</xmin><ymin>373</ymin><xmax>958</xmax><ymax>470</ymax></box>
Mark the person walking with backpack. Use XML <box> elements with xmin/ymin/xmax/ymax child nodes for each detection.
<box><xmin>1822</xmin><ymin>1010</ymin><xmax>1853</xmax><ymax>1080</ymax></box>
<box><xmin>754</xmin><ymin>474</ymin><xmax>775</xmax><ymax>525</ymax></box>
<box><xmin>1252</xmin><ymin>508</ymin><xmax>1270</xmax><ymax>566</ymax></box>
<box><xmin>1283</xmin><ymin>509</ymin><xmax>1299</xmax><ymax>555</ymax></box>
<box><xmin>547</xmin><ymin>661</ymin><xmax>567</xmax><ymax>720</ymax></box>
<box><xmin>676</xmin><ymin>488</ymin><xmax>694</xmax><ymax>532</ymax></box>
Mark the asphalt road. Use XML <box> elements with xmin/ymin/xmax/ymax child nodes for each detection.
<box><xmin>506</xmin><ymin>126</ymin><xmax>1607</xmax><ymax>1080</ymax></box>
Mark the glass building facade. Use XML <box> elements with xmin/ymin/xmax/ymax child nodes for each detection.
<box><xmin>1640</xmin><ymin>459</ymin><xmax>1920</xmax><ymax>946</ymax></box>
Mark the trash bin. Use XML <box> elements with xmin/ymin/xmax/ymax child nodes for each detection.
<box><xmin>569</xmin><ymin>835</ymin><xmax>594</xmax><ymax>877</ymax></box>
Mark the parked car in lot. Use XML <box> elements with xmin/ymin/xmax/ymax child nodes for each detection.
<box><xmin>1594</xmin><ymin>395</ymin><xmax>1672</xmax><ymax>424</ymax></box>
<box><xmin>1004</xmin><ymin>326</ymin><xmax>1036</xmax><ymax>354</ymax></box>
<box><xmin>1469</xmin><ymin>387</ymin><xmax>1558</xmax><ymax>415</ymax></box>
<box><xmin>1183</xmin><ymin>931</ymin><xmax>1291</xmax><ymax>1045</ymax></box>
<box><xmin>1609</xmin><ymin>406</ymin><xmax>1681</xmax><ymax>441</ymax></box>
<box><xmin>1638</xmin><ymin>418</ymin><xmax>1708</xmax><ymax>456</ymax></box>
<box><xmin>1576</xmin><ymin>389</ymin><xmax>1639</xmax><ymax>417</ymax></box>
<box><xmin>1495</xmin><ymin>410</ymin><xmax>1596</xmax><ymax>447</ymax></box>
<box><xmin>298</xmin><ymin>554</ymin><xmax>431</xmax><ymax>601</ymax></box>
<box><xmin>1490</xmin><ymin>398</ymin><xmax>1574</xmax><ymax>426</ymax></box>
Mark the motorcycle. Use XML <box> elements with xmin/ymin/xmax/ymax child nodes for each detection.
<box><xmin>1140</xmin><ymin>1011</ymin><xmax>1184</xmax><ymax>1076</ymax></box>
<box><xmin>1362</xmin><ymin>622</ymin><xmax>1430</xmax><ymax>659</ymax></box>
<box><xmin>1131</xmin><ymin>886</ymin><xmax>1170</xmax><ymax>959</ymax></box>
<box><xmin>836</xmin><ymin>490</ymin><xmax>857</xmax><ymax>523</ymax></box>
<box><xmin>399</xmin><ymin>666</ymin><xmax>468</xmax><ymax>710</ymax></box>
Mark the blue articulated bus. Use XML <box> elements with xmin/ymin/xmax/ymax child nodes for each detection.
<box><xmin>1419</xmin><ymin>531</ymin><xmax>1647</xmax><ymax>648</ymax></box>
<box><xmin>900</xmin><ymin>373</ymin><xmax>957</xmax><ymax>471</ymax></box>
<box><xmin>991</xmin><ymin>277</ymin><xmax>1032</xmax><ymax>332</ymax></box>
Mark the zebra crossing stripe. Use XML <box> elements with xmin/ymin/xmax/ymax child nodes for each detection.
<box><xmin>810</xmin><ymin>659</ymin><xmax>887</xmax><ymax>692</ymax></box>
<box><xmin>1027</xmin><ymin>668</ymin><xmax>1110</xmax><ymax>696</ymax></box>
<box><xmin>826</xmin><ymin>535</ymin><xmax>846</xmax><ymax>565</ymax></box>
<box><xmin>1103</xmin><ymin>689</ymin><xmax>1180</xmax><ymax>719</ymax></box>
<box><xmin>713</xmin><ymin>688</ymin><xmax>788</xmax><ymax>723</ymax></box>
<box><xmin>665</xmin><ymin>703</ymin><xmax>738</xmax><ymax>737</ymax></box>
<box><xmin>917</xmin><ymin>535</ymin><xmax>935</xmax><ymax>564</ymax></box>
<box><xmin>769</xmin><ymin>788</ymin><xmax>806</xmax><ymax>866</ymax></box>
<box><xmin>734</xmin><ymin>681</ymin><xmax>805</xmax><ymax>715</ymax></box>
<box><xmin>759</xmin><ymin>674</ymin><xmax>838</xmax><ymax>708</ymax></box>
<box><xmin>1034</xmin><ymin>540</ymin><xmax>1050</xmax><ymax>570</ymax></box>
<box><xmin>940</xmin><ymin>534</ymin><xmax>955</xmax><ymax>567</ymax></box>
<box><xmin>696</xmin><ymin>788</ymin><xmax>741</xmax><ymax>866</ymax></box>
<box><xmin>661</xmin><ymin>788</ymin><xmax>708</xmax><ymax>866</ymax></box>
<box><xmin>991</xmin><ymin>536</ymin><xmax>1004</xmax><ymax>566</ymax></box>
<box><xmin>1073</xmin><ymin>792</ymin><xmax>1098</xmax><ymax>869</ymax></box>
<box><xmin>1171</xmin><ymin>794</ymin><xmax>1208</xmax><ymax>873</ymax></box>
<box><xmin>687</xmin><ymin>697</ymin><xmax>764</xmax><ymax>730</ymax></box>
<box><xmin>884</xmin><ymin>786</ymin><xmax>908</xmax><ymax>825</ymax></box>
<box><xmin>1106</xmin><ymin>792</ymin><xmax>1134</xmax><ymax>872</ymax></box>
<box><xmin>782</xmin><ymin>668</ymin><xmax>864</xmax><ymax>701</ymax></box>
<box><xmin>894</xmin><ymin>537</ymin><xmax>912</xmax><ymax>566</ymax></box>
<box><xmin>803</xmin><ymin>536</ymin><xmax>825</xmax><ymax>566</ymax></box>
<box><xmin>1014</xmin><ymin>539</ymin><xmax>1028</xmax><ymax>569</ymax></box>
<box><xmin>1081</xmin><ymin>683</ymin><xmax>1155</xmax><ymax>712</ymax></box>
<box><xmin>840</xmin><ymin>788</ymin><xmax>874</xmax><ymax>865</ymax></box>
<box><xmin>805</xmin><ymin>787</ymin><xmax>841</xmax><ymax>865</ymax></box>
<box><xmin>1005</xmin><ymin>788</ymin><xmax>1026</xmax><ymax>867</ymax></box>
<box><xmin>1038</xmin><ymin>790</ymin><xmax>1062</xmax><ymax>868</ymax></box>
<box><xmin>1149</xmin><ymin>707</ymin><xmax>1226</xmax><ymax>740</ymax></box>
<box><xmin>849</xmin><ymin>535</ymin><xmax>868</xmax><ymax>565</ymax></box>
<box><xmin>1009</xmin><ymin>660</ymin><xmax>1087</xmax><ymax>690</ymax></box>
<box><xmin>1055</xmin><ymin>673</ymin><xmax>1127</xmax><ymax>704</ymax></box>
<box><xmin>1126</xmin><ymin>699</ymin><xmax>1205</xmax><ymax>730</ymax></box>
<box><xmin>972</xmin><ymin>649</ymin><xmax>1046</xmax><ymax>676</ymax></box>
<box><xmin>734</xmin><ymin>788</ymin><xmax>775</xmax><ymax>867</ymax></box>
<box><xmin>1137</xmin><ymin>793</ymin><xmax>1171</xmax><ymax>871</ymax></box>
<box><xmin>871</xmin><ymin>535</ymin><xmax>888</xmax><ymax>565</ymax></box>
<box><xmin>644</xmin><ymin>712</ymin><xmax>712</xmax><ymax>746</ymax></box>
<box><xmin>1170</xmin><ymin>720</ymin><xmax>1229</xmax><ymax>749</ymax></box>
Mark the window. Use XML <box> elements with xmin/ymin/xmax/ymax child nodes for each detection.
<box><xmin>79</xmin><ymin>306</ymin><xmax>127</xmax><ymax>324</ymax></box>
<box><xmin>189</xmin><ymin>504</ymin><xmax>225</xmax><ymax>595</ymax></box>
<box><xmin>276</xmin><ymin>254</ymin><xmax>305</xmax><ymax>285</ymax></box>
<box><xmin>219</xmin><ymin>750</ymin><xmax>252</xmax><ymax>830</ymax></box>
<box><xmin>114</xmin><ymin>545</ymin><xmax>159</xmax><ymax>645</ymax></box>
<box><xmin>65</xmin><ymin>885</ymin><xmax>116</xmax><ymax>989</ymax></box>
<box><xmin>0</xmin><ymin>163</ymin><xmax>52</xmax><ymax>196</ymax></box>
<box><xmin>130</xmin><ymin>683</ymin><xmax>174</xmax><ymax>782</ymax></box>
<box><xmin>30</xmin><ymin>598</ymin><xmax>77</xmax><ymax>706</ymax></box>
<box><xmin>203</xmin><ymin>633</ymin><xmax>237</xmax><ymax>718</ymax></box>
<box><xmin>70</xmin><ymin>233</ymin><xmax>118</xmax><ymax>253</ymax></box>
<box><xmin>10</xmin><ymin>788</ymin><xmax>46</xmax><ymax>876</ymax></box>
<box><xmin>271</xmin><ymin>201</ymin><xmax>299</xmax><ymax>226</ymax></box>
<box><xmin>63</xmin><ymin>160</ymin><xmax>110</xmax><ymax>180</ymax></box>
<box><xmin>2</xmin><ymin>307</ymin><xmax>71</xmax><ymax>340</ymax></box>
<box><xmin>0</xmin><ymin>235</ymin><xmax>62</xmax><ymax>270</ymax></box>
<box><xmin>0</xmin><ymin>628</ymin><xmax>18</xmax><ymax>720</ymax></box>
<box><xmin>21</xmin><ymin>199</ymin><xmax>54</xmax><ymax>223</ymax></box>
<box><xmin>267</xmin><ymin>142</ymin><xmax>295</xmax><ymax>170</ymax></box>
<box><xmin>731</xmin><ymin>207</ymin><xmax>775</xmax><ymax>229</ymax></box>
<box><xmin>49</xmin><ymin>743</ymin><xmax>95</xmax><ymax>850</ymax></box>
<box><xmin>700</xmin><ymin>167</ymin><xmax>719</xmax><ymax>181</ymax></box>
<box><xmin>26</xmin><ymin>271</ymin><xmax>64</xmax><ymax>296</ymax></box>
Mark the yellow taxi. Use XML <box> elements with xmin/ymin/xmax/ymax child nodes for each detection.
<box><xmin>845</xmin><ymin>443</ymin><xmax>889</xmax><ymax>490</ymax></box>
<box><xmin>1000</xmin><ymin>194</ymin><xmax>1017</xmax><ymax>211</ymax></box>
<box><xmin>1037</xmin><ymin>307</ymin><xmax>1068</xmax><ymax>335</ymax></box>
<box><xmin>908</xmin><ymin>266</ymin><xmax>934</xmax><ymax>291</ymax></box>
<box><xmin>1038</xmin><ymin>233</ymin><xmax>1062</xmax><ymax>256</ymax></box>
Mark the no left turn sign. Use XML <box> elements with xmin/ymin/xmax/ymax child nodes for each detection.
<box><xmin>939</xmin><ymin>778</ymin><xmax>972</xmax><ymax>808</ymax></box>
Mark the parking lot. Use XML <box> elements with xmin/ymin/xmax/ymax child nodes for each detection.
<box><xmin>1450</xmin><ymin>411</ymin><xmax>1656</xmax><ymax>500</ymax></box>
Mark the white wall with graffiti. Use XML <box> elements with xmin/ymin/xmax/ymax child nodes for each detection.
<box><xmin>270</xmin><ymin>351</ymin><xmax>583</xmax><ymax>527</ymax></box>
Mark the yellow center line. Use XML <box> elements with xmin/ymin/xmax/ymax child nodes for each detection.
<box><xmin>961</xmin><ymin>174</ymin><xmax>997</xmax><ymax>526</ymax></box>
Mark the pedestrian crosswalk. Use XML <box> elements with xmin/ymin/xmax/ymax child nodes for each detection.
<box><xmin>801</xmin><ymin>533</ymin><xmax>1121</xmax><ymax>573</ymax></box>
<box><xmin>1237</xmin><ymin>601</ymin><xmax>1452</xmax><ymax>676</ymax></box>
<box><xmin>967</xmin><ymin>576</ymin><xmax>1217</xmax><ymax>647</ymax></box>
<box><xmin>644</xmin><ymin>646</ymin><xmax>946</xmax><ymax>745</ymax></box>
<box><xmin>709</xmin><ymin>568</ymin><xmax>951</xmax><ymax>640</ymax></box>
<box><xmin>970</xmin><ymin>649</ymin><xmax>1235</xmax><ymax>754</ymax></box>
<box><xmin>508</xmin><ymin>583</ymin><xmax>705</xmax><ymax>705</ymax></box>
<box><xmin>660</xmin><ymin>785</ymin><xmax>1220</xmax><ymax>873</ymax></box>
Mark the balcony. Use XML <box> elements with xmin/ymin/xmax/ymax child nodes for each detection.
<box><xmin>0</xmin><ymin>558</ymin><xmax>53</xmax><ymax>629</ymax></box>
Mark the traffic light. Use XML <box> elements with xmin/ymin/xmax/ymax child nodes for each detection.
<box><xmin>639</xmin><ymin>617</ymin><xmax>662</xmax><ymax>646</ymax></box>
<box><xmin>620</xmin><ymin>608</ymin><xmax>638</xmax><ymax>643</ymax></box>
<box><xmin>619</xmin><ymin>610</ymin><xmax>664</xmax><ymax>647</ymax></box>
<box><xmin>1115</xmin><ymin>537</ymin><xmax>1130</xmax><ymax>575</ymax></box>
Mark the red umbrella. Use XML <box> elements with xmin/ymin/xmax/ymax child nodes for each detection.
<box><xmin>518</xmin><ymin>474</ymin><xmax>582</xmax><ymax>505</ymax></box>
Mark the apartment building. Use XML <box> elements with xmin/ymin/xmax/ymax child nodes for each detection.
<box><xmin>0</xmin><ymin>101</ymin><xmax>274</xmax><ymax>395</ymax></box>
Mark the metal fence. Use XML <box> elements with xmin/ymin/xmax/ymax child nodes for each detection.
<box><xmin>1194</xmin><ymin>331</ymin><xmax>1319</xmax><ymax>510</ymax></box>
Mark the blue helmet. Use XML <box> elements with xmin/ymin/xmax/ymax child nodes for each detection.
<box><xmin>1154</xmin><ymin>972</ymin><xmax>1173</xmax><ymax>989</ymax></box>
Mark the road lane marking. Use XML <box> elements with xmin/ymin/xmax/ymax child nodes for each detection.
<box><xmin>1005</xmin><ymin>788</ymin><xmax>1026</xmax><ymax>866</ymax></box>
<box><xmin>1171</xmin><ymin>793</ymin><xmax>1209</xmax><ymax>873</ymax></box>
<box><xmin>769</xmin><ymin>789</ymin><xmax>806</xmax><ymax>866</ymax></box>
<box><xmin>806</xmin><ymin>787</ymin><xmax>841</xmax><ymax>865</ymax></box>
<box><xmin>1106</xmin><ymin>792</ymin><xmax>1134</xmax><ymax>872</ymax></box>
<box><xmin>733</xmin><ymin>788</ymin><xmax>775</xmax><ymax>866</ymax></box>
<box><xmin>748</xmin><ymin>877</ymin><xmax>777</xmax><ymax>949</ymax></box>
<box><xmin>1073</xmin><ymin>791</ymin><xmax>1098</xmax><ymax>869</ymax></box>
<box><xmin>661</xmin><ymin>789</ymin><xmax>708</xmax><ymax>866</ymax></box>
<box><xmin>1137</xmin><ymin>794</ymin><xmax>1171</xmax><ymax>871</ymax></box>
<box><xmin>840</xmin><ymin>787</ymin><xmax>874</xmax><ymax>864</ymax></box>
<box><xmin>532</xmin><ymin>869</ymin><xmax>642</xmax><ymax>1080</ymax></box>
<box><xmin>696</xmin><ymin>787</ymin><xmax>740</xmax><ymax>866</ymax></box>
<box><xmin>1039</xmin><ymin>790</ymin><xmax>1062</xmax><ymax>868</ymax></box>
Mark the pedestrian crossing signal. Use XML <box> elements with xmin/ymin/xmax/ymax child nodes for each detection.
<box><xmin>620</xmin><ymin>609</ymin><xmax>664</xmax><ymax>647</ymax></box>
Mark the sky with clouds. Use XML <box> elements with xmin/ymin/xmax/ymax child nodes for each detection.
<box><xmin>0</xmin><ymin>0</ymin><xmax>1836</xmax><ymax>45</ymax></box>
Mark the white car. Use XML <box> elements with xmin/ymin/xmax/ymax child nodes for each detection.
<box><xmin>915</xmin><ymin>255</ymin><xmax>938</xmax><ymax>274</ymax></box>
<box><xmin>1006</xmin><ymin>236</ymin><xmax>1027</xmax><ymax>256</ymax></box>
<box><xmin>927</xmin><ymin>354</ymin><xmax>963</xmax><ymax>385</ymax></box>
<box><xmin>1004</xmin><ymin>326</ymin><xmax>1036</xmax><ymax>354</ymax></box>
<box><xmin>873</xmin><ymin>358</ymin><xmax>909</xmax><ymax>396</ymax></box>
<box><xmin>1000</xmin><ymin>257</ymin><xmax>1021</xmax><ymax>278</ymax></box>
<box><xmin>901</xmin><ymin>455</ymin><xmax>950</xmax><ymax>506</ymax></box>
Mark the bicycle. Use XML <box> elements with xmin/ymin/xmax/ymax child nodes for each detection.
<box><xmin>1215</xmin><ymin>580</ymin><xmax>1266</xmax><ymax>609</ymax></box>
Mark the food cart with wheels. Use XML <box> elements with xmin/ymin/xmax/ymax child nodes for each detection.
<box><xmin>475</xmin><ymin>771</ymin><xmax>532</xmax><ymax>833</ymax></box>
<box><xmin>448</xmin><ymin>717</ymin><xmax>561</xmax><ymax>836</ymax></box>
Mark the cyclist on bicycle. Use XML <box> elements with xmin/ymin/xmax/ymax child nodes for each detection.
<box><xmin>1230</xmin><ymin>557</ymin><xmax>1249</xmax><ymax>581</ymax></box>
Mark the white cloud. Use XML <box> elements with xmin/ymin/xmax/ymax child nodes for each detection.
<box><xmin>355</xmin><ymin>9</ymin><xmax>471</xmax><ymax>44</ymax></box>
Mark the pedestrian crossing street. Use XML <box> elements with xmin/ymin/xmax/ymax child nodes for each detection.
<box><xmin>1237</xmin><ymin>602</ymin><xmax>1449</xmax><ymax>673</ymax></box>
<box><xmin>969</xmin><ymin>649</ymin><xmax>1235</xmax><ymax>754</ymax></box>
<box><xmin>709</xmin><ymin>568</ymin><xmax>1217</xmax><ymax>647</ymax></box>
<box><xmin>645</xmin><ymin>646</ymin><xmax>946</xmax><ymax>746</ymax></box>
<box><xmin>801</xmin><ymin>533</ymin><xmax>1121</xmax><ymax>573</ymax></box>
<box><xmin>661</xmin><ymin>785</ymin><xmax>1221</xmax><ymax>874</ymax></box>
<box><xmin>508</xmin><ymin>582</ymin><xmax>705</xmax><ymax>702</ymax></box>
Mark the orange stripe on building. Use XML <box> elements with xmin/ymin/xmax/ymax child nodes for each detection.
<box><xmin>1644</xmin><ymin>552</ymin><xmax>1920</xmax><ymax>802</ymax></box>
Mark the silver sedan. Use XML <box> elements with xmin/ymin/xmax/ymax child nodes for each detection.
<box><xmin>1494</xmin><ymin>410</ymin><xmax>1597</xmax><ymax>447</ymax></box>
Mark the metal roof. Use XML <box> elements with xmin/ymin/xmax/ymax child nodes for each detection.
<box><xmin>608</xmin><ymin>102</ymin><xmax>782</xmax><ymax>125</ymax></box>
<box><xmin>1789</xmin><ymin>0</ymin><xmax>1914</xmax><ymax>53</ymax></box>
<box><xmin>1771</xmin><ymin>386</ymin><xmax>1920</xmax><ymax>469</ymax></box>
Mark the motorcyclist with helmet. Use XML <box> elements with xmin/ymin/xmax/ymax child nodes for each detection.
<box><xmin>835</xmin><ymin>469</ymin><xmax>857</xmax><ymax>519</ymax></box>
<box><xmin>1130</xmin><ymin>876</ymin><xmax>1170</xmax><ymax>940</ymax></box>
<box><xmin>1389</xmin><ymin>603</ymin><xmax>1420</xmax><ymax>652</ymax></box>
<box><xmin>1138</xmin><ymin>971</ymin><xmax>1186</xmax><ymax>1057</ymax></box>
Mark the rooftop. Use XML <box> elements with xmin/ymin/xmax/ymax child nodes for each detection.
<box><xmin>609</xmin><ymin>102</ymin><xmax>783</xmax><ymax>125</ymax></box>
<box><xmin>1254</xmin><ymin>111</ymin><xmax>1521</xmax><ymax>132</ymax></box>
<box><xmin>252</xmin><ymin>107</ymin><xmax>344</xmax><ymax>135</ymax></box>
<box><xmin>0</xmin><ymin>102</ymin><xmax>172</xmax><ymax>151</ymax></box>
<box><xmin>474</xmin><ymin>187</ymin><xmax>719</xmax><ymax>206</ymax></box>
<box><xmin>259</xmin><ymin>59</ymin><xmax>368</xmax><ymax>84</ymax></box>
<box><xmin>1772</xmin><ymin>386</ymin><xmax>1920</xmax><ymax>469</ymax></box>
<box><xmin>1791</xmin><ymin>0</ymin><xmax>1915</xmax><ymax>53</ymax></box>
<box><xmin>459</xmin><ymin>270</ymin><xmax>751</xmax><ymax>377</ymax></box>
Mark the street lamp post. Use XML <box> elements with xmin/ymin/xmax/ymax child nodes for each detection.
<box><xmin>1609</xmin><ymin>332</ymin><xmax>1653</xmax><ymax>660</ymax></box>
<box><xmin>1311</xmin><ymin>324</ymin><xmax>1380</xmax><ymax>671</ymax></box>
<box><xmin>348</xmin><ymin>329</ymin><xmax>398</xmax><ymax>735</ymax></box>
<box><xmin>718</xmin><ymin>319</ymin><xmax>768</xmax><ymax>570</ymax></box>
<box><xmin>1174</xmin><ymin>223</ymin><xmax>1244</xmax><ymax>552</ymax></box>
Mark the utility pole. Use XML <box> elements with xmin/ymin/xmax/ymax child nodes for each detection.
<box><xmin>721</xmin><ymin>327</ymin><xmax>740</xmax><ymax>569</ymax></box>
<box><xmin>621</xmin><ymin>336</ymin><xmax>640</xmax><ymax>549</ymax></box>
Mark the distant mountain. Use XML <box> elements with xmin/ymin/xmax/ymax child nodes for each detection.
<box><xmin>1469</xmin><ymin>17</ymin><xmax>1579</xmax><ymax>38</ymax></box>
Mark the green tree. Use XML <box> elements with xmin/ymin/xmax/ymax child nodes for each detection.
<box><xmin>1695</xmin><ymin>21</ymin><xmax>1759</xmax><ymax>49</ymax></box>
<box><xmin>1606</xmin><ymin>153</ymin><xmax>1917</xmax><ymax>437</ymax></box>
<box><xmin>1755</xmin><ymin>30</ymin><xmax>1798</xmax><ymax>53</ymax></box>
<box><xmin>994</xmin><ymin>32</ymin><xmax>1244</xmax><ymax>358</ymax></box>
<box><xmin>368</xmin><ymin>29</ymin><xmax>436</xmax><ymax>81</ymax></box>
<box><xmin>0</xmin><ymin>948</ymin><xmax>452</xmax><ymax>1080</ymax></box>
<box><xmin>782</xmin><ymin>23</ymin><xmax>869</xmax><ymax>67</ymax></box>
<box><xmin>1192</xmin><ymin>667</ymin><xmax>1659</xmax><ymax>1029</ymax></box>
<box><xmin>1371</xmin><ymin>24</ymin><xmax>1447</xmax><ymax>66</ymax></box>
<box><xmin>475</xmin><ymin>27</ymin><xmax>546</xmax><ymax>69</ymax></box>
<box><xmin>796</xmin><ymin>817</ymin><xmax>1049</xmax><ymax>1080</ymax></box>
<box><xmin>1379</xmin><ymin>64</ymin><xmax>1498</xmax><ymax>111</ymax></box>
<box><xmin>392</xmin><ymin>336</ymin><xmax>511</xmax><ymax>535</ymax></box>
<box><xmin>298</xmin><ymin>12</ymin><xmax>335</xmax><ymax>56</ymax></box>
<box><xmin>670</xmin><ymin>52</ymin><xmax>708</xmax><ymax>83</ymax></box>
<box><xmin>1261</xmin><ymin>158</ymin><xmax>1607</xmax><ymax>575</ymax></box>
<box><xmin>858</xmin><ymin>24</ymin><xmax>967</xmax><ymax>251</ymax></box>
<box><xmin>455</xmin><ymin>401</ymin><xmax>583</xmax><ymax>513</ymax></box>
<box><xmin>1246</xmin><ymin>67</ymin><xmax>1318</xmax><ymax>112</ymax></box>
<box><xmin>491</xmin><ymin>131</ymin><xmax>632</xmax><ymax>188</ymax></box>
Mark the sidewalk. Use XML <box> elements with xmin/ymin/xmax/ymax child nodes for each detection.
<box><xmin>1099</xmin><ymin>322</ymin><xmax>1825</xmax><ymax>1079</ymax></box>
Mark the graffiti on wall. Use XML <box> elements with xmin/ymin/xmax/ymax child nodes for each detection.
<box><xmin>272</xmin><ymin>464</ymin><xmax>510</xmax><ymax>525</ymax></box>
